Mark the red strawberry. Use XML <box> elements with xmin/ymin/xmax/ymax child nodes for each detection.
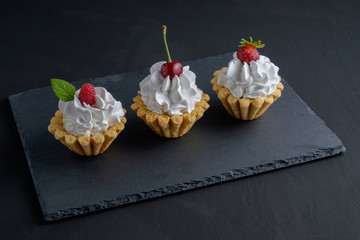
<box><xmin>236</xmin><ymin>37</ymin><xmax>265</xmax><ymax>64</ymax></box>
<box><xmin>78</xmin><ymin>83</ymin><xmax>96</xmax><ymax>106</ymax></box>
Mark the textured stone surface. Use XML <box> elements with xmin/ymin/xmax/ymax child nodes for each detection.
<box><xmin>9</xmin><ymin>53</ymin><xmax>345</xmax><ymax>221</ymax></box>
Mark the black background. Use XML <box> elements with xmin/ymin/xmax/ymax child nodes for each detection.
<box><xmin>1</xmin><ymin>0</ymin><xmax>359</xmax><ymax>239</ymax></box>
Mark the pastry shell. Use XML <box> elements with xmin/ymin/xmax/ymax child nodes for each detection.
<box><xmin>131</xmin><ymin>91</ymin><xmax>210</xmax><ymax>138</ymax></box>
<box><xmin>211</xmin><ymin>68</ymin><xmax>284</xmax><ymax>120</ymax></box>
<box><xmin>48</xmin><ymin>109</ymin><xmax>127</xmax><ymax>156</ymax></box>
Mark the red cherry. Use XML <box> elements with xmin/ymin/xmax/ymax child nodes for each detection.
<box><xmin>160</xmin><ymin>61</ymin><xmax>183</xmax><ymax>80</ymax></box>
<box><xmin>160</xmin><ymin>26</ymin><xmax>183</xmax><ymax>80</ymax></box>
<box><xmin>78</xmin><ymin>83</ymin><xmax>96</xmax><ymax>106</ymax></box>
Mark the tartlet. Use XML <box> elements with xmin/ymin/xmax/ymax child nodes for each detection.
<box><xmin>48</xmin><ymin>110</ymin><xmax>126</xmax><ymax>155</ymax></box>
<box><xmin>211</xmin><ymin>68</ymin><xmax>283</xmax><ymax>120</ymax></box>
<box><xmin>131</xmin><ymin>91</ymin><xmax>209</xmax><ymax>138</ymax></box>
<box><xmin>211</xmin><ymin>37</ymin><xmax>284</xmax><ymax>120</ymax></box>
<box><xmin>131</xmin><ymin>25</ymin><xmax>209</xmax><ymax>138</ymax></box>
<box><xmin>49</xmin><ymin>79</ymin><xmax>126</xmax><ymax>156</ymax></box>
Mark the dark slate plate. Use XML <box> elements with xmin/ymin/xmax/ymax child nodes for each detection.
<box><xmin>9</xmin><ymin>53</ymin><xmax>345</xmax><ymax>221</ymax></box>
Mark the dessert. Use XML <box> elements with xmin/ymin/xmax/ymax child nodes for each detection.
<box><xmin>211</xmin><ymin>37</ymin><xmax>284</xmax><ymax>120</ymax></box>
<box><xmin>131</xmin><ymin>26</ymin><xmax>210</xmax><ymax>138</ymax></box>
<box><xmin>48</xmin><ymin>79</ymin><xmax>127</xmax><ymax>155</ymax></box>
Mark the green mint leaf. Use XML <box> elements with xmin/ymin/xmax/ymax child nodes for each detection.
<box><xmin>51</xmin><ymin>78</ymin><xmax>76</xmax><ymax>102</ymax></box>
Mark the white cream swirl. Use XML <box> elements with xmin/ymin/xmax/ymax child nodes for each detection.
<box><xmin>217</xmin><ymin>52</ymin><xmax>280</xmax><ymax>99</ymax></box>
<box><xmin>59</xmin><ymin>87</ymin><xmax>124</xmax><ymax>136</ymax></box>
<box><xmin>140</xmin><ymin>61</ymin><xmax>202</xmax><ymax>115</ymax></box>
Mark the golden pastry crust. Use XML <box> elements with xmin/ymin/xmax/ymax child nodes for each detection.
<box><xmin>131</xmin><ymin>91</ymin><xmax>210</xmax><ymax>138</ymax></box>
<box><xmin>48</xmin><ymin>109</ymin><xmax>127</xmax><ymax>156</ymax></box>
<box><xmin>211</xmin><ymin>68</ymin><xmax>284</xmax><ymax>120</ymax></box>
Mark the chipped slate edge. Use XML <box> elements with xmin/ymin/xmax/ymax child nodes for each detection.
<box><xmin>44</xmin><ymin>145</ymin><xmax>345</xmax><ymax>221</ymax></box>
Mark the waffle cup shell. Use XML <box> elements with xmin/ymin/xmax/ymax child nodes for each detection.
<box><xmin>131</xmin><ymin>91</ymin><xmax>210</xmax><ymax>138</ymax></box>
<box><xmin>48</xmin><ymin>109</ymin><xmax>127</xmax><ymax>156</ymax></box>
<box><xmin>211</xmin><ymin>68</ymin><xmax>284</xmax><ymax>120</ymax></box>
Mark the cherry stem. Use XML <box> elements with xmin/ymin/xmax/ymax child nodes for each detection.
<box><xmin>162</xmin><ymin>25</ymin><xmax>172</xmax><ymax>63</ymax></box>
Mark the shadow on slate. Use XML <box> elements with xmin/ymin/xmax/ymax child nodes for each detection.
<box><xmin>8</xmin><ymin>53</ymin><xmax>346</xmax><ymax>221</ymax></box>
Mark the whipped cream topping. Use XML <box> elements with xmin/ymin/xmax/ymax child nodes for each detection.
<box><xmin>59</xmin><ymin>87</ymin><xmax>124</xmax><ymax>136</ymax></box>
<box><xmin>217</xmin><ymin>52</ymin><xmax>280</xmax><ymax>99</ymax></box>
<box><xmin>139</xmin><ymin>61</ymin><xmax>202</xmax><ymax>115</ymax></box>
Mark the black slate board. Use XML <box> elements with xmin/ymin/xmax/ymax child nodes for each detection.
<box><xmin>9</xmin><ymin>53</ymin><xmax>345</xmax><ymax>221</ymax></box>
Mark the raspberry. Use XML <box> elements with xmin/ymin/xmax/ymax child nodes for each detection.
<box><xmin>78</xmin><ymin>83</ymin><xmax>96</xmax><ymax>106</ymax></box>
<box><xmin>236</xmin><ymin>37</ymin><xmax>265</xmax><ymax>64</ymax></box>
